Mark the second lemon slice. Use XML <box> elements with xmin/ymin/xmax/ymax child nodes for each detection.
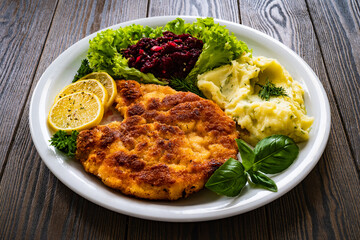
<box><xmin>80</xmin><ymin>72</ymin><xmax>117</xmax><ymax>109</ymax></box>
<box><xmin>56</xmin><ymin>79</ymin><xmax>108</xmax><ymax>107</ymax></box>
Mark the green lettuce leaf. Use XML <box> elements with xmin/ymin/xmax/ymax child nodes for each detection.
<box><xmin>88</xmin><ymin>26</ymin><xmax>166</xmax><ymax>85</ymax></box>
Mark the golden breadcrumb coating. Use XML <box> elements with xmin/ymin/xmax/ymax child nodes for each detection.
<box><xmin>76</xmin><ymin>80</ymin><xmax>238</xmax><ymax>200</ymax></box>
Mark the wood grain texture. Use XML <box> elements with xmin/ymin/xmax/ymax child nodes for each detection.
<box><xmin>127</xmin><ymin>208</ymin><xmax>270</xmax><ymax>240</ymax></box>
<box><xmin>148</xmin><ymin>0</ymin><xmax>240</xmax><ymax>22</ymax></box>
<box><xmin>0</xmin><ymin>0</ymin><xmax>149</xmax><ymax>239</ymax></box>
<box><xmin>240</xmin><ymin>0</ymin><xmax>360</xmax><ymax>239</ymax></box>
<box><xmin>306</xmin><ymin>0</ymin><xmax>360</xmax><ymax>168</ymax></box>
<box><xmin>0</xmin><ymin>0</ymin><xmax>58</xmax><ymax>173</ymax></box>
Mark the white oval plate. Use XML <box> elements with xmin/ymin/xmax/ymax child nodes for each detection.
<box><xmin>29</xmin><ymin>16</ymin><xmax>331</xmax><ymax>222</ymax></box>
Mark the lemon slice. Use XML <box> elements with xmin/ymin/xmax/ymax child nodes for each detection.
<box><xmin>80</xmin><ymin>72</ymin><xmax>117</xmax><ymax>109</ymax></box>
<box><xmin>48</xmin><ymin>92</ymin><xmax>104</xmax><ymax>133</ymax></box>
<box><xmin>55</xmin><ymin>79</ymin><xmax>108</xmax><ymax>107</ymax></box>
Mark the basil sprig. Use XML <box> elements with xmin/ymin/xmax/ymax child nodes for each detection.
<box><xmin>205</xmin><ymin>135</ymin><xmax>299</xmax><ymax>196</ymax></box>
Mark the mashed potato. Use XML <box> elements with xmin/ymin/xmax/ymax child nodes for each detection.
<box><xmin>197</xmin><ymin>53</ymin><xmax>314</xmax><ymax>146</ymax></box>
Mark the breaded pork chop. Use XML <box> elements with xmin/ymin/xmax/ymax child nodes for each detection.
<box><xmin>76</xmin><ymin>80</ymin><xmax>238</xmax><ymax>200</ymax></box>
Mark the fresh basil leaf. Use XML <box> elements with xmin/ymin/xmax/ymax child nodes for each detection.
<box><xmin>247</xmin><ymin>170</ymin><xmax>277</xmax><ymax>192</ymax></box>
<box><xmin>235</xmin><ymin>138</ymin><xmax>255</xmax><ymax>171</ymax></box>
<box><xmin>205</xmin><ymin>158</ymin><xmax>247</xmax><ymax>197</ymax></box>
<box><xmin>253</xmin><ymin>135</ymin><xmax>299</xmax><ymax>174</ymax></box>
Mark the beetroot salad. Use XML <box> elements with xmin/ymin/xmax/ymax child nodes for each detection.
<box><xmin>121</xmin><ymin>31</ymin><xmax>203</xmax><ymax>80</ymax></box>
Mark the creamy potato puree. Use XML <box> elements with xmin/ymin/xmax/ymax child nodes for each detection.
<box><xmin>197</xmin><ymin>53</ymin><xmax>314</xmax><ymax>146</ymax></box>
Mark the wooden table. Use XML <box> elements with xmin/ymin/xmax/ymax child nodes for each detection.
<box><xmin>1</xmin><ymin>0</ymin><xmax>359</xmax><ymax>239</ymax></box>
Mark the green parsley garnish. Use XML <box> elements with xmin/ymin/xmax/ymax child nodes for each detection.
<box><xmin>257</xmin><ymin>79</ymin><xmax>288</xmax><ymax>101</ymax></box>
<box><xmin>49</xmin><ymin>130</ymin><xmax>79</xmax><ymax>157</ymax></box>
<box><xmin>72</xmin><ymin>59</ymin><xmax>92</xmax><ymax>83</ymax></box>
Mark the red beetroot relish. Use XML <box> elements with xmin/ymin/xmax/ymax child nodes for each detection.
<box><xmin>121</xmin><ymin>31</ymin><xmax>203</xmax><ymax>79</ymax></box>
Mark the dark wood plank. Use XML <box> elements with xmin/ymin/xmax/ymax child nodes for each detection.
<box><xmin>127</xmin><ymin>208</ymin><xmax>269</xmax><ymax>240</ymax></box>
<box><xmin>0</xmin><ymin>0</ymin><xmax>58</xmax><ymax>173</ymax></box>
<box><xmin>0</xmin><ymin>0</ymin><xmax>149</xmax><ymax>238</ymax></box>
<box><xmin>126</xmin><ymin>1</ymin><xmax>269</xmax><ymax>240</ymax></box>
<box><xmin>239</xmin><ymin>0</ymin><xmax>360</xmax><ymax>239</ymax></box>
<box><xmin>306</xmin><ymin>0</ymin><xmax>360</xmax><ymax>169</ymax></box>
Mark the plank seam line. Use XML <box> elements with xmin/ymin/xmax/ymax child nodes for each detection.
<box><xmin>304</xmin><ymin>0</ymin><xmax>359</xmax><ymax>177</ymax></box>
<box><xmin>124</xmin><ymin>216</ymin><xmax>129</xmax><ymax>240</ymax></box>
<box><xmin>265</xmin><ymin>205</ymin><xmax>273</xmax><ymax>240</ymax></box>
<box><xmin>237</xmin><ymin>0</ymin><xmax>242</xmax><ymax>24</ymax></box>
<box><xmin>146</xmin><ymin>0</ymin><xmax>151</xmax><ymax>18</ymax></box>
<box><xmin>0</xmin><ymin>0</ymin><xmax>60</xmax><ymax>182</ymax></box>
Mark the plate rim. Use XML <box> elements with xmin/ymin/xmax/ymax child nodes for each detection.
<box><xmin>29</xmin><ymin>15</ymin><xmax>331</xmax><ymax>222</ymax></box>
